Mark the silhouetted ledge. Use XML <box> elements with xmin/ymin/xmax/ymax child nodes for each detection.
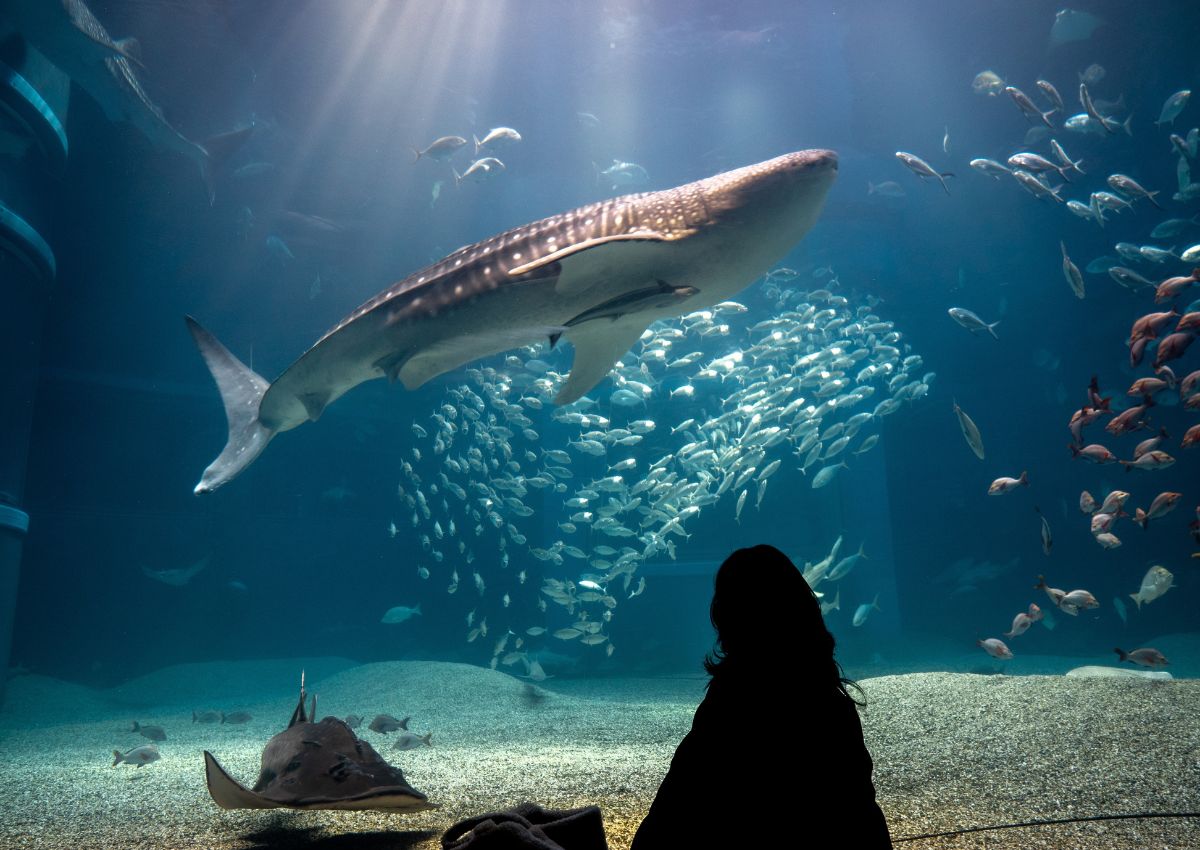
<box><xmin>0</xmin><ymin>663</ymin><xmax>1194</xmax><ymax>848</ymax></box>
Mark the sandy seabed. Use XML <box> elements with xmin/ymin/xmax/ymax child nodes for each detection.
<box><xmin>0</xmin><ymin>656</ymin><xmax>1197</xmax><ymax>850</ymax></box>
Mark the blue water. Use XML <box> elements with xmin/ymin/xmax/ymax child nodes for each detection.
<box><xmin>6</xmin><ymin>0</ymin><xmax>1199</xmax><ymax>688</ymax></box>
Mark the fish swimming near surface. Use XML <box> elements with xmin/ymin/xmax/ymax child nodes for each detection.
<box><xmin>187</xmin><ymin>150</ymin><xmax>838</xmax><ymax>492</ymax></box>
<box><xmin>142</xmin><ymin>557</ymin><xmax>208</xmax><ymax>587</ymax></box>
<box><xmin>5</xmin><ymin>0</ymin><xmax>251</xmax><ymax>202</ymax></box>
<box><xmin>204</xmin><ymin>672</ymin><xmax>434</xmax><ymax>812</ymax></box>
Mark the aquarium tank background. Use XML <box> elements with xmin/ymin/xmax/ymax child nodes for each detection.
<box><xmin>0</xmin><ymin>1</ymin><xmax>1198</xmax><ymax>848</ymax></box>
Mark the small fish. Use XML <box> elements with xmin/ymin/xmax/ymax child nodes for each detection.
<box><xmin>344</xmin><ymin>714</ymin><xmax>363</xmax><ymax>730</ymax></box>
<box><xmin>129</xmin><ymin>721</ymin><xmax>166</xmax><ymax>742</ymax></box>
<box><xmin>1079</xmin><ymin>491</ymin><xmax>1097</xmax><ymax>513</ymax></box>
<box><xmin>867</xmin><ymin>180</ymin><xmax>906</xmax><ymax>197</ymax></box>
<box><xmin>988</xmin><ymin>471</ymin><xmax>1028</xmax><ymax>495</ymax></box>
<box><xmin>1060</xmin><ymin>242</ymin><xmax>1085</xmax><ymax>299</ymax></box>
<box><xmin>412</xmin><ymin>135</ymin><xmax>468</xmax><ymax>162</ymax></box>
<box><xmin>474</xmin><ymin>127</ymin><xmax>521</xmax><ymax>153</ymax></box>
<box><xmin>895</xmin><ymin>151</ymin><xmax>954</xmax><ymax>194</ymax></box>
<box><xmin>1036</xmin><ymin>79</ymin><xmax>1065</xmax><ymax>113</ymax></box>
<box><xmin>112</xmin><ymin>745</ymin><xmax>160</xmax><ymax>768</ymax></box>
<box><xmin>1005</xmin><ymin>86</ymin><xmax>1054</xmax><ymax>128</ymax></box>
<box><xmin>969</xmin><ymin>158</ymin><xmax>1011</xmax><ymax>179</ymax></box>
<box><xmin>953</xmin><ymin>401</ymin><xmax>985</xmax><ymax>460</ymax></box>
<box><xmin>852</xmin><ymin>595</ymin><xmax>880</xmax><ymax>627</ymax></box>
<box><xmin>1155</xmin><ymin>90</ymin><xmax>1191</xmax><ymax>127</ymax></box>
<box><xmin>1114</xmin><ymin>647</ymin><xmax>1168</xmax><ymax>668</ymax></box>
<box><xmin>381</xmin><ymin>604</ymin><xmax>422</xmax><ymax>624</ymax></box>
<box><xmin>1129</xmin><ymin>565</ymin><xmax>1174</xmax><ymax>610</ymax></box>
<box><xmin>392</xmin><ymin>731</ymin><xmax>433</xmax><ymax>751</ymax></box>
<box><xmin>1004</xmin><ymin>613</ymin><xmax>1033</xmax><ymax>639</ymax></box>
<box><xmin>599</xmin><ymin>159</ymin><xmax>650</xmax><ymax>188</ymax></box>
<box><xmin>454</xmin><ymin>156</ymin><xmax>506</xmax><ymax>186</ymax></box>
<box><xmin>1034</xmin><ymin>506</ymin><xmax>1052</xmax><ymax>555</ymax></box>
<box><xmin>942</xmin><ymin>125</ymin><xmax>951</xmax><ymax>153</ymax></box>
<box><xmin>1107</xmin><ymin>174</ymin><xmax>1163</xmax><ymax>210</ymax></box>
<box><xmin>977</xmin><ymin>638</ymin><xmax>1013</xmax><ymax>660</ymax></box>
<box><xmin>1134</xmin><ymin>492</ymin><xmax>1182</xmax><ymax>528</ymax></box>
<box><xmin>192</xmin><ymin>709</ymin><xmax>221</xmax><ymax>724</ymax></box>
<box><xmin>948</xmin><ymin>307</ymin><xmax>999</xmax><ymax>339</ymax></box>
<box><xmin>368</xmin><ymin>714</ymin><xmax>410</xmax><ymax>734</ymax></box>
<box><xmin>221</xmin><ymin>711</ymin><xmax>253</xmax><ymax>725</ymax></box>
<box><xmin>971</xmin><ymin>70</ymin><xmax>1005</xmax><ymax>96</ymax></box>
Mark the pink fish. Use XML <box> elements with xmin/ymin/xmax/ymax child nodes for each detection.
<box><xmin>988</xmin><ymin>471</ymin><xmax>1029</xmax><ymax>494</ymax></box>
<box><xmin>1134</xmin><ymin>492</ymin><xmax>1182</xmax><ymax>528</ymax></box>
<box><xmin>1114</xmin><ymin>647</ymin><xmax>1168</xmax><ymax>668</ymax></box>
<box><xmin>1133</xmin><ymin>427</ymin><xmax>1169</xmax><ymax>458</ymax></box>
<box><xmin>1079</xmin><ymin>491</ymin><xmax>1097</xmax><ymax>513</ymax></box>
<box><xmin>1127</xmin><ymin>376</ymin><xmax>1170</xmax><ymax>396</ymax></box>
<box><xmin>1094</xmin><ymin>531</ymin><xmax>1122</xmax><ymax>549</ymax></box>
<box><xmin>1026</xmin><ymin>603</ymin><xmax>1043</xmax><ymax>622</ymax></box>
<box><xmin>1119</xmin><ymin>449</ymin><xmax>1174</xmax><ymax>472</ymax></box>
<box><xmin>1061</xmin><ymin>589</ymin><xmax>1099</xmax><ymax>610</ymax></box>
<box><xmin>1186</xmin><ymin>393</ymin><xmax>1200</xmax><ymax>411</ymax></box>
<box><xmin>1105</xmin><ymin>396</ymin><xmax>1154</xmax><ymax>436</ymax></box>
<box><xmin>1068</xmin><ymin>406</ymin><xmax>1108</xmax><ymax>444</ymax></box>
<box><xmin>1153</xmin><ymin>268</ymin><xmax>1199</xmax><ymax>303</ymax></box>
<box><xmin>1177</xmin><ymin>312</ymin><xmax>1200</xmax><ymax>333</ymax></box>
<box><xmin>1183</xmin><ymin>423</ymin><xmax>1200</xmax><ymax>449</ymax></box>
<box><xmin>1090</xmin><ymin>512</ymin><xmax>1117</xmax><ymax>535</ymax></box>
<box><xmin>1069</xmin><ymin>443</ymin><xmax>1116</xmax><ymax>463</ymax></box>
<box><xmin>1153</xmin><ymin>332</ymin><xmax>1195</xmax><ymax>368</ymax></box>
<box><xmin>1129</xmin><ymin>308</ymin><xmax>1180</xmax><ymax>343</ymax></box>
<box><xmin>1180</xmin><ymin>369</ymin><xmax>1200</xmax><ymax>398</ymax></box>
<box><xmin>978</xmin><ymin>638</ymin><xmax>1013</xmax><ymax>659</ymax></box>
<box><xmin>1087</xmin><ymin>376</ymin><xmax>1111</xmax><ymax>411</ymax></box>
<box><xmin>1034</xmin><ymin>575</ymin><xmax>1066</xmax><ymax>607</ymax></box>
<box><xmin>1129</xmin><ymin>336</ymin><xmax>1149</xmax><ymax>368</ymax></box>
<box><xmin>1004</xmin><ymin>613</ymin><xmax>1033</xmax><ymax>638</ymax></box>
<box><xmin>1097</xmin><ymin>490</ymin><xmax>1130</xmax><ymax>515</ymax></box>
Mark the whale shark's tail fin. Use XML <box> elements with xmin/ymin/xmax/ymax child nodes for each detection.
<box><xmin>186</xmin><ymin>316</ymin><xmax>276</xmax><ymax>494</ymax></box>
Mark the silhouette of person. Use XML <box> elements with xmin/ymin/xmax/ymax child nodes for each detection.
<box><xmin>631</xmin><ymin>544</ymin><xmax>892</xmax><ymax>849</ymax></box>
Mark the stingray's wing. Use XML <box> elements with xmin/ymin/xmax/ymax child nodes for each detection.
<box><xmin>203</xmin><ymin>751</ymin><xmax>279</xmax><ymax>809</ymax></box>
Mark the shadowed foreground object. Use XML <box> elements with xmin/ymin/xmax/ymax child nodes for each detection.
<box><xmin>203</xmin><ymin>674</ymin><xmax>434</xmax><ymax>812</ymax></box>
<box><xmin>187</xmin><ymin>149</ymin><xmax>837</xmax><ymax>493</ymax></box>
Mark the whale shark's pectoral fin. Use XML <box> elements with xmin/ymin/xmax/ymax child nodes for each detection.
<box><xmin>554</xmin><ymin>317</ymin><xmax>653</xmax><ymax>405</ymax></box>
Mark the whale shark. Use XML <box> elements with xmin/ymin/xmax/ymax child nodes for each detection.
<box><xmin>188</xmin><ymin>149</ymin><xmax>838</xmax><ymax>493</ymax></box>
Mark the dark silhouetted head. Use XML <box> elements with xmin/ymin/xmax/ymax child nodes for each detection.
<box><xmin>704</xmin><ymin>544</ymin><xmax>857</xmax><ymax>700</ymax></box>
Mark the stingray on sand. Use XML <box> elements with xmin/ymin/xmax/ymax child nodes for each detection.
<box><xmin>203</xmin><ymin>673</ymin><xmax>434</xmax><ymax>812</ymax></box>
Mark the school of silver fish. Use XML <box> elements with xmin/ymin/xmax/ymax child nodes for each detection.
<box><xmin>392</xmin><ymin>269</ymin><xmax>932</xmax><ymax>667</ymax></box>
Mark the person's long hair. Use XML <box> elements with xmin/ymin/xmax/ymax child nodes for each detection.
<box><xmin>704</xmin><ymin>544</ymin><xmax>863</xmax><ymax>704</ymax></box>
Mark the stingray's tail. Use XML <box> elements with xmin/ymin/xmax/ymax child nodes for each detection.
<box><xmin>186</xmin><ymin>317</ymin><xmax>276</xmax><ymax>495</ymax></box>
